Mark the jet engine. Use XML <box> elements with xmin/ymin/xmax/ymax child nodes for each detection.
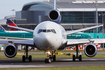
<box><xmin>4</xmin><ymin>44</ymin><xmax>17</xmax><ymax>58</ymax></box>
<box><xmin>48</xmin><ymin>10</ymin><xmax>61</xmax><ymax>23</ymax></box>
<box><xmin>84</xmin><ymin>43</ymin><xmax>97</xmax><ymax>57</ymax></box>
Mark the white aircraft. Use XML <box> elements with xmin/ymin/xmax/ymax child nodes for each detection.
<box><xmin>0</xmin><ymin>0</ymin><xmax>104</xmax><ymax>63</ymax></box>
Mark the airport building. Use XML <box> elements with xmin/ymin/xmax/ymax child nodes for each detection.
<box><xmin>4</xmin><ymin>0</ymin><xmax>105</xmax><ymax>33</ymax></box>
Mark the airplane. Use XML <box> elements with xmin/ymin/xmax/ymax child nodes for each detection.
<box><xmin>7</xmin><ymin>19</ymin><xmax>105</xmax><ymax>39</ymax></box>
<box><xmin>0</xmin><ymin>19</ymin><xmax>33</xmax><ymax>38</ymax></box>
<box><xmin>0</xmin><ymin>0</ymin><xmax>104</xmax><ymax>63</ymax></box>
<box><xmin>0</xmin><ymin>25</ymin><xmax>33</xmax><ymax>38</ymax></box>
<box><xmin>7</xmin><ymin>19</ymin><xmax>104</xmax><ymax>50</ymax></box>
<box><xmin>7</xmin><ymin>19</ymin><xmax>104</xmax><ymax>40</ymax></box>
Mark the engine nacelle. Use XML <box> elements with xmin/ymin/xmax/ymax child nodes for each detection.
<box><xmin>48</xmin><ymin>10</ymin><xmax>61</xmax><ymax>23</ymax></box>
<box><xmin>4</xmin><ymin>44</ymin><xmax>17</xmax><ymax>58</ymax></box>
<box><xmin>84</xmin><ymin>43</ymin><xmax>97</xmax><ymax>57</ymax></box>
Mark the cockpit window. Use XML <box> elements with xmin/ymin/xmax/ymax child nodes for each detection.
<box><xmin>43</xmin><ymin>30</ymin><xmax>46</xmax><ymax>32</ymax></box>
<box><xmin>38</xmin><ymin>29</ymin><xmax>56</xmax><ymax>34</ymax></box>
<box><xmin>47</xmin><ymin>30</ymin><xmax>51</xmax><ymax>32</ymax></box>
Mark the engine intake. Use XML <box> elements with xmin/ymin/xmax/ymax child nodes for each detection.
<box><xmin>48</xmin><ymin>10</ymin><xmax>61</xmax><ymax>23</ymax></box>
<box><xmin>84</xmin><ymin>43</ymin><xmax>97</xmax><ymax>57</ymax></box>
<box><xmin>4</xmin><ymin>44</ymin><xmax>17</xmax><ymax>58</ymax></box>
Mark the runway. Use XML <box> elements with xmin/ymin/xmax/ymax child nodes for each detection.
<box><xmin>0</xmin><ymin>58</ymin><xmax>105</xmax><ymax>68</ymax></box>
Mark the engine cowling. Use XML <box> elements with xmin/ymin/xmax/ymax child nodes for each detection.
<box><xmin>4</xmin><ymin>44</ymin><xmax>17</xmax><ymax>58</ymax></box>
<box><xmin>84</xmin><ymin>43</ymin><xmax>97</xmax><ymax>57</ymax></box>
<box><xmin>48</xmin><ymin>10</ymin><xmax>61</xmax><ymax>23</ymax></box>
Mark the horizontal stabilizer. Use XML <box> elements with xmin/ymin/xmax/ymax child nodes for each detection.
<box><xmin>7</xmin><ymin>25</ymin><xmax>34</xmax><ymax>33</ymax></box>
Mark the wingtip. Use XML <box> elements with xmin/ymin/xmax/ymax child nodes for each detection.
<box><xmin>97</xmin><ymin>24</ymin><xmax>103</xmax><ymax>26</ymax></box>
<box><xmin>100</xmin><ymin>24</ymin><xmax>103</xmax><ymax>26</ymax></box>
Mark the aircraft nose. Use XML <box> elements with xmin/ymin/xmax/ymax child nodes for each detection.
<box><xmin>43</xmin><ymin>34</ymin><xmax>51</xmax><ymax>44</ymax></box>
<box><xmin>40</xmin><ymin>34</ymin><xmax>54</xmax><ymax>50</ymax></box>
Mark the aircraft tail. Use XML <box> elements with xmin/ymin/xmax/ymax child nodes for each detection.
<box><xmin>53</xmin><ymin>0</ymin><xmax>56</xmax><ymax>10</ymax></box>
<box><xmin>6</xmin><ymin>19</ymin><xmax>19</xmax><ymax>31</ymax></box>
<box><xmin>0</xmin><ymin>25</ymin><xmax>5</xmax><ymax>32</ymax></box>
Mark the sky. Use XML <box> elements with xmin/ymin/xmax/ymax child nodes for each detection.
<box><xmin>0</xmin><ymin>0</ymin><xmax>49</xmax><ymax>19</ymax></box>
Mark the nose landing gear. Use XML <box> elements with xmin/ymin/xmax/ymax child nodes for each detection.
<box><xmin>45</xmin><ymin>51</ymin><xmax>56</xmax><ymax>63</ymax></box>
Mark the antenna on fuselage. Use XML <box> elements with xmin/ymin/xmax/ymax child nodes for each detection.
<box><xmin>53</xmin><ymin>0</ymin><xmax>56</xmax><ymax>10</ymax></box>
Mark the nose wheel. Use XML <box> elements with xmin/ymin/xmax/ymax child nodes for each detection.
<box><xmin>45</xmin><ymin>58</ymin><xmax>51</xmax><ymax>63</ymax></box>
<box><xmin>45</xmin><ymin>51</ymin><xmax>56</xmax><ymax>63</ymax></box>
<box><xmin>44</xmin><ymin>55</ymin><xmax>56</xmax><ymax>63</ymax></box>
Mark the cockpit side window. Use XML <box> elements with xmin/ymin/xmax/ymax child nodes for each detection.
<box><xmin>38</xmin><ymin>29</ymin><xmax>42</xmax><ymax>33</ymax></box>
<box><xmin>38</xmin><ymin>29</ymin><xmax>56</xmax><ymax>34</ymax></box>
<box><xmin>51</xmin><ymin>29</ymin><xmax>56</xmax><ymax>33</ymax></box>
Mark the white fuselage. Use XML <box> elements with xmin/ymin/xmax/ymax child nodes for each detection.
<box><xmin>33</xmin><ymin>21</ymin><xmax>67</xmax><ymax>51</ymax></box>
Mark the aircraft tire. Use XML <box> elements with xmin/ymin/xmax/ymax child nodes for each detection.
<box><xmin>73</xmin><ymin>55</ymin><xmax>75</xmax><ymax>61</ymax></box>
<box><xmin>79</xmin><ymin>55</ymin><xmax>82</xmax><ymax>61</ymax></box>
<box><xmin>22</xmin><ymin>55</ymin><xmax>25</xmax><ymax>62</ymax></box>
<box><xmin>29</xmin><ymin>55</ymin><xmax>32</xmax><ymax>62</ymax></box>
<box><xmin>45</xmin><ymin>58</ymin><xmax>47</xmax><ymax>63</ymax></box>
<box><xmin>45</xmin><ymin>58</ymin><xmax>51</xmax><ymax>63</ymax></box>
<box><xmin>53</xmin><ymin>55</ymin><xmax>56</xmax><ymax>62</ymax></box>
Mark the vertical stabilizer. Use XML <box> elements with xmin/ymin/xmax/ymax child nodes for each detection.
<box><xmin>7</xmin><ymin>19</ymin><xmax>17</xmax><ymax>27</ymax></box>
<box><xmin>53</xmin><ymin>0</ymin><xmax>56</xmax><ymax>10</ymax></box>
<box><xmin>7</xmin><ymin>19</ymin><xmax>19</xmax><ymax>31</ymax></box>
<box><xmin>48</xmin><ymin>0</ymin><xmax>61</xmax><ymax>23</ymax></box>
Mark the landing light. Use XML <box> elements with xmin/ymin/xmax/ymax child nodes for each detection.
<box><xmin>46</xmin><ymin>51</ymin><xmax>51</xmax><ymax>55</ymax></box>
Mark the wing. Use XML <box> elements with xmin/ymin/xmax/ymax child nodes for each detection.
<box><xmin>91</xmin><ymin>39</ymin><xmax>105</xmax><ymax>43</ymax></box>
<box><xmin>65</xmin><ymin>25</ymin><xmax>103</xmax><ymax>35</ymax></box>
<box><xmin>67</xmin><ymin>39</ymin><xmax>90</xmax><ymax>46</ymax></box>
<box><xmin>58</xmin><ymin>39</ymin><xmax>90</xmax><ymax>50</ymax></box>
<box><xmin>0</xmin><ymin>38</ymin><xmax>34</xmax><ymax>46</ymax></box>
<box><xmin>67</xmin><ymin>38</ymin><xmax>105</xmax><ymax>46</ymax></box>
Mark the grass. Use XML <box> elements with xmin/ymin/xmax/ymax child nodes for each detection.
<box><xmin>0</xmin><ymin>50</ymin><xmax>105</xmax><ymax>53</ymax></box>
<box><xmin>57</xmin><ymin>54</ymin><xmax>105</xmax><ymax>58</ymax></box>
<box><xmin>18</xmin><ymin>50</ymin><xmax>105</xmax><ymax>53</ymax></box>
<box><xmin>19</xmin><ymin>50</ymin><xmax>105</xmax><ymax>52</ymax></box>
<box><xmin>0</xmin><ymin>50</ymin><xmax>105</xmax><ymax>59</ymax></box>
<box><xmin>57</xmin><ymin>50</ymin><xmax>105</xmax><ymax>52</ymax></box>
<box><xmin>0</xmin><ymin>66</ymin><xmax>105</xmax><ymax>70</ymax></box>
<box><xmin>0</xmin><ymin>53</ymin><xmax>105</xmax><ymax>59</ymax></box>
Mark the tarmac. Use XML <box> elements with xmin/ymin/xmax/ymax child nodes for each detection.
<box><xmin>0</xmin><ymin>58</ymin><xmax>105</xmax><ymax>68</ymax></box>
<box><xmin>0</xmin><ymin>52</ymin><xmax>105</xmax><ymax>68</ymax></box>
